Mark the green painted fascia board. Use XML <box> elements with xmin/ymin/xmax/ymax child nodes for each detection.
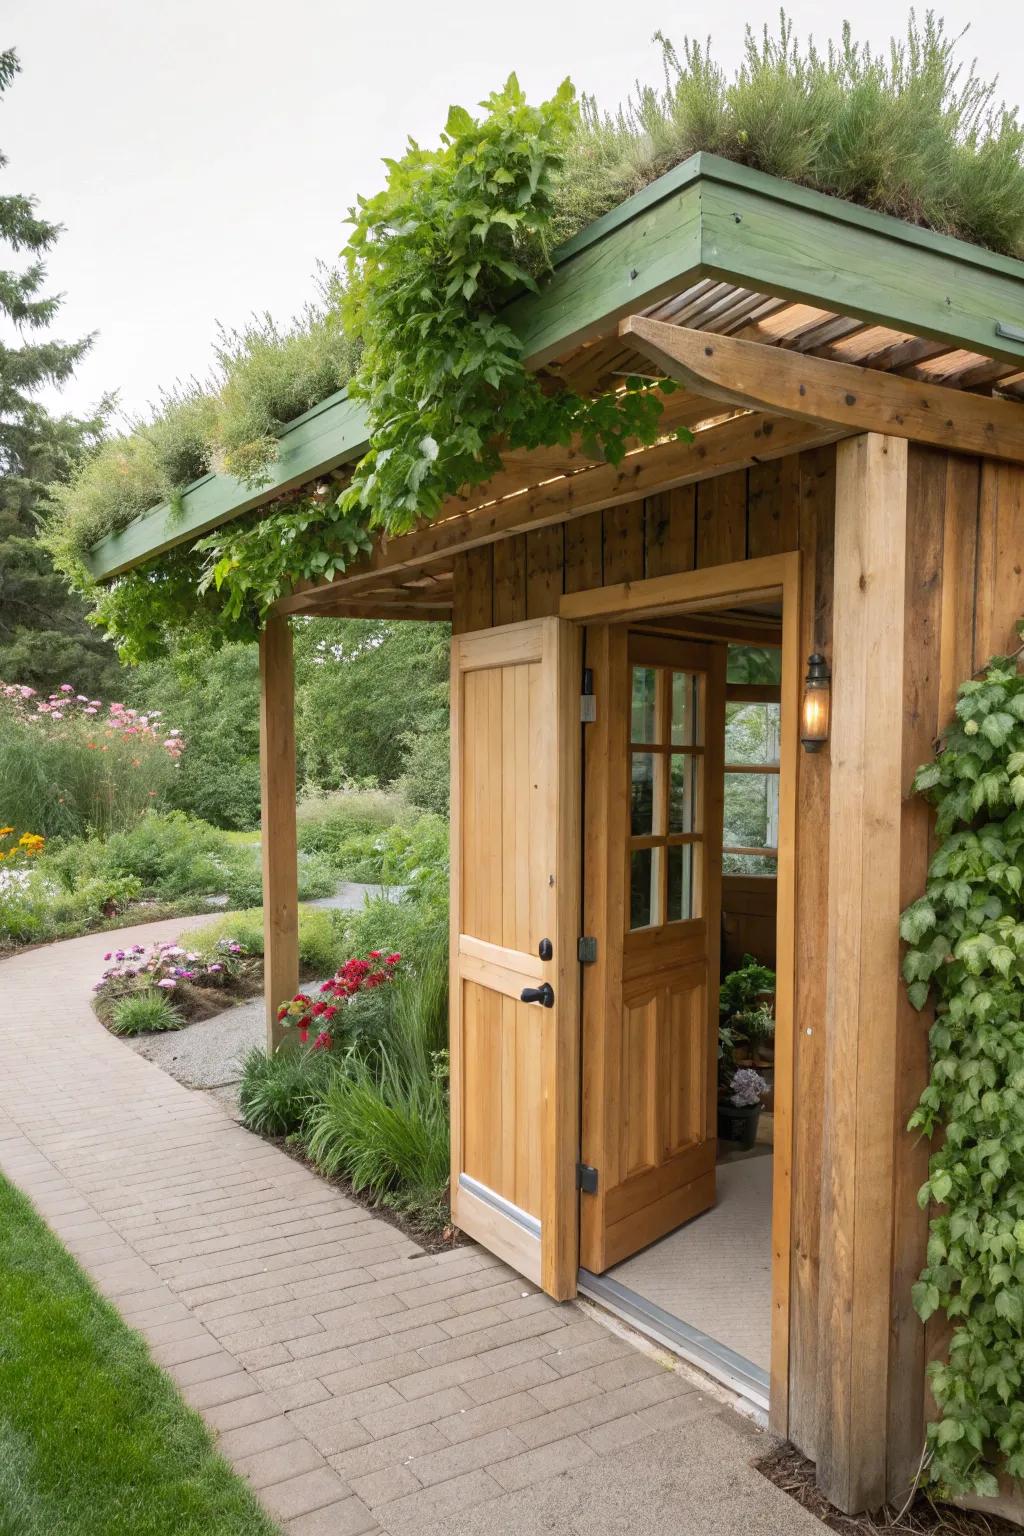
<box><xmin>87</xmin><ymin>389</ymin><xmax>368</xmax><ymax>578</ymax></box>
<box><xmin>695</xmin><ymin>165</ymin><xmax>1024</xmax><ymax>369</ymax></box>
<box><xmin>87</xmin><ymin>152</ymin><xmax>1024</xmax><ymax>581</ymax></box>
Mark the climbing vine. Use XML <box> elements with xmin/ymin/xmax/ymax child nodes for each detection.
<box><xmin>84</xmin><ymin>76</ymin><xmax>678</xmax><ymax>658</ymax></box>
<box><xmin>901</xmin><ymin>634</ymin><xmax>1024</xmax><ymax>1498</ymax></box>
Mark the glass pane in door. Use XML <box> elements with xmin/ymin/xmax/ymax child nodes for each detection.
<box><xmin>631</xmin><ymin>667</ymin><xmax>658</xmax><ymax>744</ymax></box>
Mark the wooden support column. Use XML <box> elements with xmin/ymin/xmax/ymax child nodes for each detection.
<box><xmin>259</xmin><ymin>616</ymin><xmax>299</xmax><ymax>1051</ymax></box>
<box><xmin>817</xmin><ymin>434</ymin><xmax>908</xmax><ymax>1513</ymax></box>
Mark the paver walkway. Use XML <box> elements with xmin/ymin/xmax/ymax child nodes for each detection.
<box><xmin>0</xmin><ymin>919</ymin><xmax>826</xmax><ymax>1536</ymax></box>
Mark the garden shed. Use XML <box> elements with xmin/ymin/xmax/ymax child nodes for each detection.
<box><xmin>84</xmin><ymin>154</ymin><xmax>1024</xmax><ymax>1515</ymax></box>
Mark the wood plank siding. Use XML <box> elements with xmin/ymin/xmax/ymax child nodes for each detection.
<box><xmin>450</xmin><ymin>443</ymin><xmax>1024</xmax><ymax>1509</ymax></box>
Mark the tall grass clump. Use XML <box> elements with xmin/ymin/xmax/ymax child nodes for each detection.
<box><xmin>554</xmin><ymin>13</ymin><xmax>1024</xmax><ymax>257</ymax></box>
<box><xmin>238</xmin><ymin>1044</ymin><xmax>336</xmax><ymax>1137</ymax></box>
<box><xmin>213</xmin><ymin>278</ymin><xmax>359</xmax><ymax>486</ymax></box>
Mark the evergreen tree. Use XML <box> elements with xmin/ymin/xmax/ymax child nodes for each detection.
<box><xmin>0</xmin><ymin>48</ymin><xmax>115</xmax><ymax>694</ymax></box>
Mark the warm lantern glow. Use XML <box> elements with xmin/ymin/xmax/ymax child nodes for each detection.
<box><xmin>801</xmin><ymin>652</ymin><xmax>831</xmax><ymax>752</ymax></box>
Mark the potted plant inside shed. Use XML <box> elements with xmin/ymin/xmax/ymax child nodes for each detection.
<box><xmin>718</xmin><ymin>1066</ymin><xmax>770</xmax><ymax>1150</ymax></box>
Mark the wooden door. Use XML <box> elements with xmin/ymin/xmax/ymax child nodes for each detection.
<box><xmin>449</xmin><ymin>617</ymin><xmax>581</xmax><ymax>1300</ymax></box>
<box><xmin>580</xmin><ymin>627</ymin><xmax>726</xmax><ymax>1273</ymax></box>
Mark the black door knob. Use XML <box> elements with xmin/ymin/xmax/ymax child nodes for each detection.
<box><xmin>538</xmin><ymin>938</ymin><xmax>553</xmax><ymax>961</ymax></box>
<box><xmin>520</xmin><ymin>983</ymin><xmax>555</xmax><ymax>1008</ymax></box>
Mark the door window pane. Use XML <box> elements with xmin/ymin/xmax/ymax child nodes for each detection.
<box><xmin>630</xmin><ymin>846</ymin><xmax>661</xmax><ymax>930</ymax></box>
<box><xmin>724</xmin><ymin>772</ymin><xmax>779</xmax><ymax>851</ymax></box>
<box><xmin>631</xmin><ymin>667</ymin><xmax>657</xmax><ymax>744</ymax></box>
<box><xmin>725</xmin><ymin>701</ymin><xmax>780</xmax><ymax>766</ymax></box>
<box><xmin>668</xmin><ymin>753</ymin><xmax>699</xmax><ymax>833</ymax></box>
<box><xmin>670</xmin><ymin>672</ymin><xmax>698</xmax><ymax>745</ymax></box>
<box><xmin>630</xmin><ymin>752</ymin><xmax>656</xmax><ymax>835</ymax></box>
<box><xmin>667</xmin><ymin>843</ymin><xmax>694</xmax><ymax>922</ymax></box>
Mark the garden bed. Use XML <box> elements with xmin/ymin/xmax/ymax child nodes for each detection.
<box><xmin>756</xmin><ymin>1445</ymin><xmax>1019</xmax><ymax>1536</ymax></box>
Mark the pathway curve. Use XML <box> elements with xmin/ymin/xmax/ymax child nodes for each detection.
<box><xmin>0</xmin><ymin>918</ymin><xmax>825</xmax><ymax>1536</ymax></box>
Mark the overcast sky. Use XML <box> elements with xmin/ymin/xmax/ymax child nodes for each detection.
<box><xmin>4</xmin><ymin>1</ymin><xmax>1023</xmax><ymax>425</ymax></box>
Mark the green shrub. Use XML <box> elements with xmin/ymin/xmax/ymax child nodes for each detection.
<box><xmin>296</xmin><ymin>787</ymin><xmax>411</xmax><ymax>858</ymax></box>
<box><xmin>109</xmin><ymin>990</ymin><xmax>182</xmax><ymax>1037</ymax></box>
<box><xmin>238</xmin><ymin>1044</ymin><xmax>335</xmax><ymax>1137</ymax></box>
<box><xmin>178</xmin><ymin>905</ymin><xmax>350</xmax><ymax>981</ymax></box>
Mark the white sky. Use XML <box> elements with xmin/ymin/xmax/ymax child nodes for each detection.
<box><xmin>4</xmin><ymin>0</ymin><xmax>1023</xmax><ymax>424</ymax></box>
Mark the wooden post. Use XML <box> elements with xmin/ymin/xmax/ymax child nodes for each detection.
<box><xmin>259</xmin><ymin>616</ymin><xmax>299</xmax><ymax>1051</ymax></box>
<box><xmin>816</xmin><ymin>434</ymin><xmax>908</xmax><ymax>1513</ymax></box>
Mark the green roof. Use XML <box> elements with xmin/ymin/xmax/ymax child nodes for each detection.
<box><xmin>87</xmin><ymin>153</ymin><xmax>1024</xmax><ymax>582</ymax></box>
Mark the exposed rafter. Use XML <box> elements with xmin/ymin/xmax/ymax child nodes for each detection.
<box><xmin>273</xmin><ymin>410</ymin><xmax>846</xmax><ymax>615</ymax></box>
<box><xmin>621</xmin><ymin>317</ymin><xmax>1024</xmax><ymax>465</ymax></box>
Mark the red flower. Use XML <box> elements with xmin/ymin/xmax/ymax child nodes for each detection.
<box><xmin>313</xmin><ymin>1031</ymin><xmax>331</xmax><ymax>1050</ymax></box>
<box><xmin>297</xmin><ymin>1024</ymin><xmax>309</xmax><ymax>1043</ymax></box>
<box><xmin>322</xmin><ymin>1005</ymin><xmax>337</xmax><ymax>1020</ymax></box>
<box><xmin>386</xmin><ymin>953</ymin><xmax>401</xmax><ymax>965</ymax></box>
<box><xmin>368</xmin><ymin>950</ymin><xmax>382</xmax><ymax>959</ymax></box>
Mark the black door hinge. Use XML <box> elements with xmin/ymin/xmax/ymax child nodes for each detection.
<box><xmin>577</xmin><ymin>936</ymin><xmax>597</xmax><ymax>965</ymax></box>
<box><xmin>576</xmin><ymin>1163</ymin><xmax>599</xmax><ymax>1194</ymax></box>
<box><xmin>580</xmin><ymin>666</ymin><xmax>596</xmax><ymax>723</ymax></box>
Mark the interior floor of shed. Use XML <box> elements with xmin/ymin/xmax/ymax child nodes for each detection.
<box><xmin>604</xmin><ymin>1147</ymin><xmax>773</xmax><ymax>1373</ymax></box>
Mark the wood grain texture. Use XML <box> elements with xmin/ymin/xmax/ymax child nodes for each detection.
<box><xmin>525</xmin><ymin>525</ymin><xmax>565</xmax><ymax>618</ymax></box>
<box><xmin>885</xmin><ymin>447</ymin><xmax>947</xmax><ymax>1501</ymax></box>
<box><xmin>259</xmin><ymin>617</ymin><xmax>299</xmax><ymax>1051</ymax></box>
<box><xmin>644</xmin><ymin>485</ymin><xmax>696</xmax><ymax>577</ymax></box>
<box><xmin>747</xmin><ymin>456</ymin><xmax>801</xmax><ymax>558</ymax></box>
<box><xmin>787</xmin><ymin>445</ymin><xmax>836</xmax><ymax>1460</ymax></box>
<box><xmin>816</xmin><ymin>435</ymin><xmax>908</xmax><ymax>1513</ymax></box>
<box><xmin>492</xmin><ymin>535</ymin><xmax>527</xmax><ymax>626</ymax></box>
<box><xmin>974</xmin><ymin>461</ymin><xmax>1024</xmax><ymax>665</ymax></box>
<box><xmin>697</xmin><ymin>470</ymin><xmax>747</xmax><ymax>568</ymax></box>
<box><xmin>449</xmin><ymin>617</ymin><xmax>580</xmax><ymax>1301</ymax></box>
<box><xmin>622</xmin><ymin>316</ymin><xmax>1024</xmax><ymax>464</ymax></box>
<box><xmin>601</xmin><ymin>501</ymin><xmax>646</xmax><ymax>586</ymax></box>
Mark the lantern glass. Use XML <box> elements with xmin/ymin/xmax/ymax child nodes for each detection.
<box><xmin>800</xmin><ymin>654</ymin><xmax>831</xmax><ymax>751</ymax></box>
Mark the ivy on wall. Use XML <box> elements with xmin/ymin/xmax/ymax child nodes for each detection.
<box><xmin>901</xmin><ymin>638</ymin><xmax>1024</xmax><ymax>1497</ymax></box>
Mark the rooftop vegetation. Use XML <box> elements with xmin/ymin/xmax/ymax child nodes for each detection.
<box><xmin>43</xmin><ymin>12</ymin><xmax>1024</xmax><ymax>660</ymax></box>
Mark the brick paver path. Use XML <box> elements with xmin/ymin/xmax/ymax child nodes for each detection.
<box><xmin>0</xmin><ymin>920</ymin><xmax>822</xmax><ymax>1535</ymax></box>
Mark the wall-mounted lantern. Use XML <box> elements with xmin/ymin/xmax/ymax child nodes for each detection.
<box><xmin>801</xmin><ymin>652</ymin><xmax>831</xmax><ymax>752</ymax></box>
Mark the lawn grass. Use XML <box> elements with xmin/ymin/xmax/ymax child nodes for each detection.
<box><xmin>0</xmin><ymin>1176</ymin><xmax>280</xmax><ymax>1536</ymax></box>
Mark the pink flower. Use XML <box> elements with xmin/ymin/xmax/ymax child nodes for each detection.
<box><xmin>156</xmin><ymin>978</ymin><xmax>176</xmax><ymax>990</ymax></box>
<box><xmin>313</xmin><ymin>1031</ymin><xmax>332</xmax><ymax>1050</ymax></box>
<box><xmin>59</xmin><ymin>683</ymin><xmax>73</xmax><ymax>693</ymax></box>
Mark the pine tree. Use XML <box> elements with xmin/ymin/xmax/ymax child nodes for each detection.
<box><xmin>0</xmin><ymin>47</ymin><xmax>116</xmax><ymax>694</ymax></box>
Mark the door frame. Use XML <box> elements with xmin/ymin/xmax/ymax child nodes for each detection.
<box><xmin>560</xmin><ymin>551</ymin><xmax>801</xmax><ymax>1433</ymax></box>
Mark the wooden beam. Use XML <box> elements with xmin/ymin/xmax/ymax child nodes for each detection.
<box><xmin>274</xmin><ymin>413</ymin><xmax>845</xmax><ymax>617</ymax></box>
<box><xmin>621</xmin><ymin>317</ymin><xmax>1024</xmax><ymax>465</ymax></box>
<box><xmin>816</xmin><ymin>434</ymin><xmax>908</xmax><ymax>1513</ymax></box>
<box><xmin>290</xmin><ymin>601</ymin><xmax>451</xmax><ymax>622</ymax></box>
<box><xmin>259</xmin><ymin>616</ymin><xmax>299</xmax><ymax>1053</ymax></box>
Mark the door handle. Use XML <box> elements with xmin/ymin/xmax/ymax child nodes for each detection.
<box><xmin>520</xmin><ymin>983</ymin><xmax>555</xmax><ymax>1008</ymax></box>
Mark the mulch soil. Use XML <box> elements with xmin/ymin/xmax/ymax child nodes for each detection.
<box><xmin>756</xmin><ymin>1445</ymin><xmax>1020</xmax><ymax>1536</ymax></box>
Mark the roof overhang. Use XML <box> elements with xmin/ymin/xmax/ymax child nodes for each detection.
<box><xmin>86</xmin><ymin>151</ymin><xmax>1024</xmax><ymax>585</ymax></box>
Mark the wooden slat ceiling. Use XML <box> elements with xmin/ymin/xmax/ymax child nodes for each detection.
<box><xmin>545</xmin><ymin>280</ymin><xmax>1024</xmax><ymax>403</ymax></box>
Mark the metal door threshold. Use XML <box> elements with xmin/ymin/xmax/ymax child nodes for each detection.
<box><xmin>578</xmin><ymin>1268</ymin><xmax>770</xmax><ymax>1412</ymax></box>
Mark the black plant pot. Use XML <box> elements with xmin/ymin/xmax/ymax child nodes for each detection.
<box><xmin>717</xmin><ymin>1100</ymin><xmax>761</xmax><ymax>1151</ymax></box>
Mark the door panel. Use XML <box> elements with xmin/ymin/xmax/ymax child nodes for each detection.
<box><xmin>580</xmin><ymin>626</ymin><xmax>726</xmax><ymax>1273</ymax></box>
<box><xmin>449</xmin><ymin>617</ymin><xmax>581</xmax><ymax>1299</ymax></box>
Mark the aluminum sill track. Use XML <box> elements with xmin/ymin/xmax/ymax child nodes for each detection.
<box><xmin>578</xmin><ymin>1268</ymin><xmax>770</xmax><ymax>1412</ymax></box>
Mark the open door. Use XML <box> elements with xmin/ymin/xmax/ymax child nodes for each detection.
<box><xmin>449</xmin><ymin>617</ymin><xmax>581</xmax><ymax>1300</ymax></box>
<box><xmin>580</xmin><ymin>627</ymin><xmax>725</xmax><ymax>1274</ymax></box>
